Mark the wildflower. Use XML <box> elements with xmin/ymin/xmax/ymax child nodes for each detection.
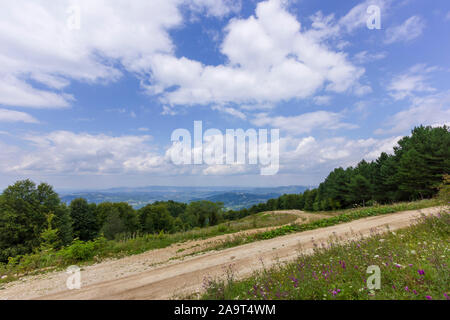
<box><xmin>418</xmin><ymin>269</ymin><xmax>425</xmax><ymax>275</ymax></box>
<box><xmin>409</xmin><ymin>264</ymin><xmax>413</xmax><ymax>267</ymax></box>
<box><xmin>444</xmin><ymin>293</ymin><xmax>449</xmax><ymax>300</ymax></box>
<box><xmin>374</xmin><ymin>255</ymin><xmax>379</xmax><ymax>258</ymax></box>
<box><xmin>425</xmin><ymin>295</ymin><xmax>432</xmax><ymax>300</ymax></box>
<box><xmin>405</xmin><ymin>286</ymin><xmax>409</xmax><ymax>291</ymax></box>
<box><xmin>289</xmin><ymin>276</ymin><xmax>299</xmax><ymax>288</ymax></box>
<box><xmin>413</xmin><ymin>290</ymin><xmax>418</xmax><ymax>295</ymax></box>
<box><xmin>410</xmin><ymin>250</ymin><xmax>416</xmax><ymax>255</ymax></box>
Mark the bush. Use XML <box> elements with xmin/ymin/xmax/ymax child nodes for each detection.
<box><xmin>60</xmin><ymin>240</ymin><xmax>96</xmax><ymax>262</ymax></box>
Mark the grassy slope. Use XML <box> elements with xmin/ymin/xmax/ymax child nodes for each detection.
<box><xmin>0</xmin><ymin>199</ymin><xmax>442</xmax><ymax>283</ymax></box>
<box><xmin>0</xmin><ymin>211</ymin><xmax>298</xmax><ymax>281</ymax></box>
<box><xmin>200</xmin><ymin>211</ymin><xmax>450</xmax><ymax>300</ymax></box>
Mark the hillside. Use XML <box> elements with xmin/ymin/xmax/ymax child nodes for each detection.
<box><xmin>60</xmin><ymin>185</ymin><xmax>309</xmax><ymax>209</ymax></box>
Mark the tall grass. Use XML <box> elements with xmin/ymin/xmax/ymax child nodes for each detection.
<box><xmin>0</xmin><ymin>199</ymin><xmax>443</xmax><ymax>282</ymax></box>
<box><xmin>201</xmin><ymin>211</ymin><xmax>450</xmax><ymax>300</ymax></box>
<box><xmin>201</xmin><ymin>199</ymin><xmax>444</xmax><ymax>252</ymax></box>
<box><xmin>0</xmin><ymin>212</ymin><xmax>297</xmax><ymax>280</ymax></box>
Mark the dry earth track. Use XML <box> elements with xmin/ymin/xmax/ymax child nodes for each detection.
<box><xmin>0</xmin><ymin>207</ymin><xmax>445</xmax><ymax>300</ymax></box>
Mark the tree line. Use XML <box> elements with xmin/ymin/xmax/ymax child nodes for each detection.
<box><xmin>0</xmin><ymin>185</ymin><xmax>224</xmax><ymax>262</ymax></box>
<box><xmin>227</xmin><ymin>125</ymin><xmax>449</xmax><ymax>215</ymax></box>
<box><xmin>0</xmin><ymin>125</ymin><xmax>448</xmax><ymax>262</ymax></box>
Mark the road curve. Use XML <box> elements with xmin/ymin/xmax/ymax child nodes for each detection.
<box><xmin>31</xmin><ymin>206</ymin><xmax>446</xmax><ymax>300</ymax></box>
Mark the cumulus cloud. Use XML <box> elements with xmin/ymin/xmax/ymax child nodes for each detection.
<box><xmin>376</xmin><ymin>91</ymin><xmax>450</xmax><ymax>135</ymax></box>
<box><xmin>353</xmin><ymin>51</ymin><xmax>387</xmax><ymax>64</ymax></box>
<box><xmin>9</xmin><ymin>131</ymin><xmax>165</xmax><ymax>174</ymax></box>
<box><xmin>385</xmin><ymin>16</ymin><xmax>425</xmax><ymax>44</ymax></box>
<box><xmin>147</xmin><ymin>0</ymin><xmax>365</xmax><ymax>108</ymax></box>
<box><xmin>251</xmin><ymin>111</ymin><xmax>358</xmax><ymax>135</ymax></box>
<box><xmin>212</xmin><ymin>105</ymin><xmax>246</xmax><ymax>120</ymax></box>
<box><xmin>388</xmin><ymin>64</ymin><xmax>436</xmax><ymax>100</ymax></box>
<box><xmin>279</xmin><ymin>134</ymin><xmax>401</xmax><ymax>175</ymax></box>
<box><xmin>0</xmin><ymin>0</ymin><xmax>238</xmax><ymax>109</ymax></box>
<box><xmin>0</xmin><ymin>109</ymin><xmax>39</xmax><ymax>123</ymax></box>
<box><xmin>313</xmin><ymin>96</ymin><xmax>332</xmax><ymax>106</ymax></box>
<box><xmin>338</xmin><ymin>0</ymin><xmax>389</xmax><ymax>32</ymax></box>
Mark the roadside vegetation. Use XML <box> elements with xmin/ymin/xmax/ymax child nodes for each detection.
<box><xmin>200</xmin><ymin>211</ymin><xmax>450</xmax><ymax>300</ymax></box>
<box><xmin>191</xmin><ymin>198</ymin><xmax>443</xmax><ymax>253</ymax></box>
<box><xmin>0</xmin><ymin>125</ymin><xmax>448</xmax><ymax>283</ymax></box>
<box><xmin>0</xmin><ymin>211</ymin><xmax>297</xmax><ymax>281</ymax></box>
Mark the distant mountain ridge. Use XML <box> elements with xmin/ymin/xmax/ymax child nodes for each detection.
<box><xmin>60</xmin><ymin>185</ymin><xmax>310</xmax><ymax>209</ymax></box>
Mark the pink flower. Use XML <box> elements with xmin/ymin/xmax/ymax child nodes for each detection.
<box><xmin>426</xmin><ymin>295</ymin><xmax>432</xmax><ymax>300</ymax></box>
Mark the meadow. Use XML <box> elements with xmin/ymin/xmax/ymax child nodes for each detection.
<box><xmin>0</xmin><ymin>198</ymin><xmax>443</xmax><ymax>284</ymax></box>
<box><xmin>200</xmin><ymin>211</ymin><xmax>450</xmax><ymax>300</ymax></box>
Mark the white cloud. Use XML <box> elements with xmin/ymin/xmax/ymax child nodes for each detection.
<box><xmin>0</xmin><ymin>109</ymin><xmax>39</xmax><ymax>123</ymax></box>
<box><xmin>388</xmin><ymin>64</ymin><xmax>436</xmax><ymax>100</ymax></box>
<box><xmin>313</xmin><ymin>95</ymin><xmax>332</xmax><ymax>106</ymax></box>
<box><xmin>338</xmin><ymin>0</ymin><xmax>389</xmax><ymax>32</ymax></box>
<box><xmin>0</xmin><ymin>0</ymin><xmax>239</xmax><ymax>109</ymax></box>
<box><xmin>251</xmin><ymin>110</ymin><xmax>357</xmax><ymax>135</ymax></box>
<box><xmin>212</xmin><ymin>105</ymin><xmax>246</xmax><ymax>120</ymax></box>
<box><xmin>353</xmin><ymin>51</ymin><xmax>387</xmax><ymax>64</ymax></box>
<box><xmin>385</xmin><ymin>16</ymin><xmax>425</xmax><ymax>44</ymax></box>
<box><xmin>279</xmin><ymin>134</ymin><xmax>401</xmax><ymax>175</ymax></box>
<box><xmin>186</xmin><ymin>0</ymin><xmax>241</xmax><ymax>17</ymax></box>
<box><xmin>376</xmin><ymin>91</ymin><xmax>450</xmax><ymax>135</ymax></box>
<box><xmin>0</xmin><ymin>75</ymin><xmax>73</xmax><ymax>108</ymax></box>
<box><xmin>147</xmin><ymin>0</ymin><xmax>364</xmax><ymax>108</ymax></box>
<box><xmin>9</xmin><ymin>131</ymin><xmax>165</xmax><ymax>174</ymax></box>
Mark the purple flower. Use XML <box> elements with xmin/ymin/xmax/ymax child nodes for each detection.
<box><xmin>405</xmin><ymin>286</ymin><xmax>409</xmax><ymax>291</ymax></box>
<box><xmin>444</xmin><ymin>293</ymin><xmax>449</xmax><ymax>300</ymax></box>
<box><xmin>413</xmin><ymin>290</ymin><xmax>418</xmax><ymax>295</ymax></box>
<box><xmin>289</xmin><ymin>276</ymin><xmax>299</xmax><ymax>288</ymax></box>
<box><xmin>426</xmin><ymin>295</ymin><xmax>432</xmax><ymax>300</ymax></box>
<box><xmin>418</xmin><ymin>269</ymin><xmax>425</xmax><ymax>275</ymax></box>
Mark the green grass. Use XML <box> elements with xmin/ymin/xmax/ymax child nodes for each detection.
<box><xmin>0</xmin><ymin>211</ymin><xmax>298</xmax><ymax>281</ymax></box>
<box><xmin>198</xmin><ymin>199</ymin><xmax>444</xmax><ymax>253</ymax></box>
<box><xmin>0</xmin><ymin>199</ymin><xmax>442</xmax><ymax>283</ymax></box>
<box><xmin>200</xmin><ymin>211</ymin><xmax>450</xmax><ymax>300</ymax></box>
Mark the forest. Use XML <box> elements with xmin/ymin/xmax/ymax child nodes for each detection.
<box><xmin>0</xmin><ymin>125</ymin><xmax>448</xmax><ymax>262</ymax></box>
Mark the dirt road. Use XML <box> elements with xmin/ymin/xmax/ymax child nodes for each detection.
<box><xmin>0</xmin><ymin>206</ymin><xmax>445</xmax><ymax>300</ymax></box>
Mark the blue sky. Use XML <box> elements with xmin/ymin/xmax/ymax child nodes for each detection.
<box><xmin>0</xmin><ymin>0</ymin><xmax>449</xmax><ymax>190</ymax></box>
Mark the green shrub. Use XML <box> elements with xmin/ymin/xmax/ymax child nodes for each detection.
<box><xmin>60</xmin><ymin>240</ymin><xmax>96</xmax><ymax>262</ymax></box>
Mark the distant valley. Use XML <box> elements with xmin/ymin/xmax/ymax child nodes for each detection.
<box><xmin>59</xmin><ymin>185</ymin><xmax>310</xmax><ymax>210</ymax></box>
